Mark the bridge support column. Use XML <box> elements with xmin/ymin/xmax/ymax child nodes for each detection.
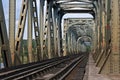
<box><xmin>0</xmin><ymin>0</ymin><xmax>12</xmax><ymax>67</ymax></box>
<box><xmin>28</xmin><ymin>0</ymin><xmax>33</xmax><ymax>63</ymax></box>
<box><xmin>9</xmin><ymin>0</ymin><xmax>16</xmax><ymax>65</ymax></box>
<box><xmin>47</xmin><ymin>0</ymin><xmax>56</xmax><ymax>58</ymax></box>
<box><xmin>97</xmin><ymin>1</ymin><xmax>102</xmax><ymax>59</ymax></box>
<box><xmin>99</xmin><ymin>0</ymin><xmax>120</xmax><ymax>74</ymax></box>
<box><xmin>40</xmin><ymin>0</ymin><xmax>45</xmax><ymax>59</ymax></box>
<box><xmin>43</xmin><ymin>0</ymin><xmax>48</xmax><ymax>59</ymax></box>
<box><xmin>63</xmin><ymin>19</ymin><xmax>68</xmax><ymax>56</ymax></box>
<box><xmin>52</xmin><ymin>8</ymin><xmax>58</xmax><ymax>57</ymax></box>
<box><xmin>67</xmin><ymin>32</ymin><xmax>71</xmax><ymax>54</ymax></box>
<box><xmin>95</xmin><ymin>0</ymin><xmax>108</xmax><ymax>68</ymax></box>
<box><xmin>57</xmin><ymin>13</ymin><xmax>63</xmax><ymax>56</ymax></box>
<box><xmin>108</xmin><ymin>0</ymin><xmax>120</xmax><ymax>74</ymax></box>
<box><xmin>93</xmin><ymin>0</ymin><xmax>103</xmax><ymax>63</ymax></box>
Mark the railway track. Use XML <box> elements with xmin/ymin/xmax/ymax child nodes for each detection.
<box><xmin>0</xmin><ymin>53</ymin><xmax>88</xmax><ymax>80</ymax></box>
<box><xmin>63</xmin><ymin>53</ymin><xmax>88</xmax><ymax>80</ymax></box>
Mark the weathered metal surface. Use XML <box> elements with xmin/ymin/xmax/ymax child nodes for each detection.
<box><xmin>0</xmin><ymin>0</ymin><xmax>12</xmax><ymax>67</ymax></box>
<box><xmin>32</xmin><ymin>0</ymin><xmax>41</xmax><ymax>61</ymax></box>
<box><xmin>2</xmin><ymin>0</ymin><xmax>120</xmax><ymax>76</ymax></box>
<box><xmin>0</xmin><ymin>54</ymin><xmax>83</xmax><ymax>80</ymax></box>
<box><xmin>110</xmin><ymin>0</ymin><xmax>120</xmax><ymax>74</ymax></box>
<box><xmin>15</xmin><ymin>0</ymin><xmax>28</xmax><ymax>65</ymax></box>
<box><xmin>28</xmin><ymin>0</ymin><xmax>33</xmax><ymax>62</ymax></box>
<box><xmin>9</xmin><ymin>0</ymin><xmax>16</xmax><ymax>65</ymax></box>
<box><xmin>40</xmin><ymin>0</ymin><xmax>45</xmax><ymax>59</ymax></box>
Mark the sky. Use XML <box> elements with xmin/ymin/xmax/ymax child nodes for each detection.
<box><xmin>2</xmin><ymin>0</ymin><xmax>93</xmax><ymax>39</ymax></box>
<box><xmin>2</xmin><ymin>0</ymin><xmax>22</xmax><ymax>37</ymax></box>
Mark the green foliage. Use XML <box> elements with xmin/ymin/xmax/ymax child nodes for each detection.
<box><xmin>21</xmin><ymin>39</ymin><xmax>36</xmax><ymax>56</ymax></box>
<box><xmin>86</xmin><ymin>46</ymin><xmax>91</xmax><ymax>52</ymax></box>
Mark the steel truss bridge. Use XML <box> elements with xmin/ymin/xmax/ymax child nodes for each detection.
<box><xmin>0</xmin><ymin>0</ymin><xmax>120</xmax><ymax>79</ymax></box>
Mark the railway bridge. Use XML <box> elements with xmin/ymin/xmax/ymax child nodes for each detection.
<box><xmin>0</xmin><ymin>0</ymin><xmax>120</xmax><ymax>80</ymax></box>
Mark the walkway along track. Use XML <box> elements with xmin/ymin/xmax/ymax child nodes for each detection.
<box><xmin>0</xmin><ymin>53</ymin><xmax>88</xmax><ymax>80</ymax></box>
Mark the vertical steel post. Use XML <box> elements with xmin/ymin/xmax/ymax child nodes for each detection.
<box><xmin>99</xmin><ymin>0</ymin><xmax>120</xmax><ymax>74</ymax></box>
<box><xmin>71</xmin><ymin>33</ymin><xmax>73</xmax><ymax>54</ymax></box>
<box><xmin>67</xmin><ymin>31</ymin><xmax>71</xmax><ymax>54</ymax></box>
<box><xmin>63</xmin><ymin>19</ymin><xmax>68</xmax><ymax>56</ymax></box>
<box><xmin>32</xmin><ymin>0</ymin><xmax>41</xmax><ymax>61</ymax></box>
<box><xmin>106</xmin><ymin>0</ymin><xmax>111</xmax><ymax>50</ymax></box>
<box><xmin>0</xmin><ymin>29</ymin><xmax>3</xmax><ymax>68</ymax></box>
<box><xmin>110</xmin><ymin>0</ymin><xmax>120</xmax><ymax>74</ymax></box>
<box><xmin>40</xmin><ymin>0</ymin><xmax>44</xmax><ymax>59</ymax></box>
<box><xmin>66</xmin><ymin>33</ymin><xmax>68</xmax><ymax>55</ymax></box>
<box><xmin>0</xmin><ymin>37</ymin><xmax>1</xmax><ymax>68</ymax></box>
<box><xmin>47</xmin><ymin>1</ymin><xmax>56</xmax><ymax>58</ymax></box>
<box><xmin>43</xmin><ymin>0</ymin><xmax>49</xmax><ymax>59</ymax></box>
<box><xmin>0</xmin><ymin>0</ymin><xmax>12</xmax><ymax>67</ymax></box>
<box><xmin>101</xmin><ymin>13</ymin><xmax>105</xmax><ymax>49</ymax></box>
<box><xmin>47</xmin><ymin>1</ymin><xmax>52</xmax><ymax>58</ymax></box>
<box><xmin>57</xmin><ymin>13</ymin><xmax>63</xmax><ymax>56</ymax></box>
<box><xmin>9</xmin><ymin>0</ymin><xmax>16</xmax><ymax>65</ymax></box>
<box><xmin>98</xmin><ymin>0</ymin><xmax>102</xmax><ymax>53</ymax></box>
<box><xmin>52</xmin><ymin>8</ymin><xmax>58</xmax><ymax>57</ymax></box>
<box><xmin>28</xmin><ymin>0</ymin><xmax>33</xmax><ymax>62</ymax></box>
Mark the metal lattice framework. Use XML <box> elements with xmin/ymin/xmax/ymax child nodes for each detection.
<box><xmin>0</xmin><ymin>0</ymin><xmax>120</xmax><ymax>75</ymax></box>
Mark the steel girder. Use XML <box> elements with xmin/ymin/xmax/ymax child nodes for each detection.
<box><xmin>55</xmin><ymin>0</ymin><xmax>96</xmax><ymax>14</ymax></box>
<box><xmin>60</xmin><ymin>3</ymin><xmax>94</xmax><ymax>9</ymax></box>
<box><xmin>9</xmin><ymin>0</ymin><xmax>16</xmax><ymax>65</ymax></box>
<box><xmin>56</xmin><ymin>0</ymin><xmax>94</xmax><ymax>4</ymax></box>
<box><xmin>15</xmin><ymin>0</ymin><xmax>28</xmax><ymax>65</ymax></box>
<box><xmin>28</xmin><ymin>0</ymin><xmax>33</xmax><ymax>62</ymax></box>
<box><xmin>64</xmin><ymin>18</ymin><xmax>94</xmax><ymax>38</ymax></box>
<box><xmin>40</xmin><ymin>0</ymin><xmax>45</xmax><ymax>59</ymax></box>
<box><xmin>0</xmin><ymin>0</ymin><xmax>12</xmax><ymax>67</ymax></box>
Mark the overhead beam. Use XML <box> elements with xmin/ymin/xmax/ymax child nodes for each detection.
<box><xmin>56</xmin><ymin>0</ymin><xmax>94</xmax><ymax>4</ymax></box>
<box><xmin>60</xmin><ymin>3</ymin><xmax>94</xmax><ymax>9</ymax></box>
<box><xmin>61</xmin><ymin>9</ymin><xmax>94</xmax><ymax>13</ymax></box>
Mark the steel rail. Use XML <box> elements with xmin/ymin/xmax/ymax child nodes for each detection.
<box><xmin>0</xmin><ymin>54</ymin><xmax>81</xmax><ymax>80</ymax></box>
<box><xmin>11</xmin><ymin>57</ymin><xmax>73</xmax><ymax>80</ymax></box>
<box><xmin>48</xmin><ymin>55</ymin><xmax>85</xmax><ymax>80</ymax></box>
